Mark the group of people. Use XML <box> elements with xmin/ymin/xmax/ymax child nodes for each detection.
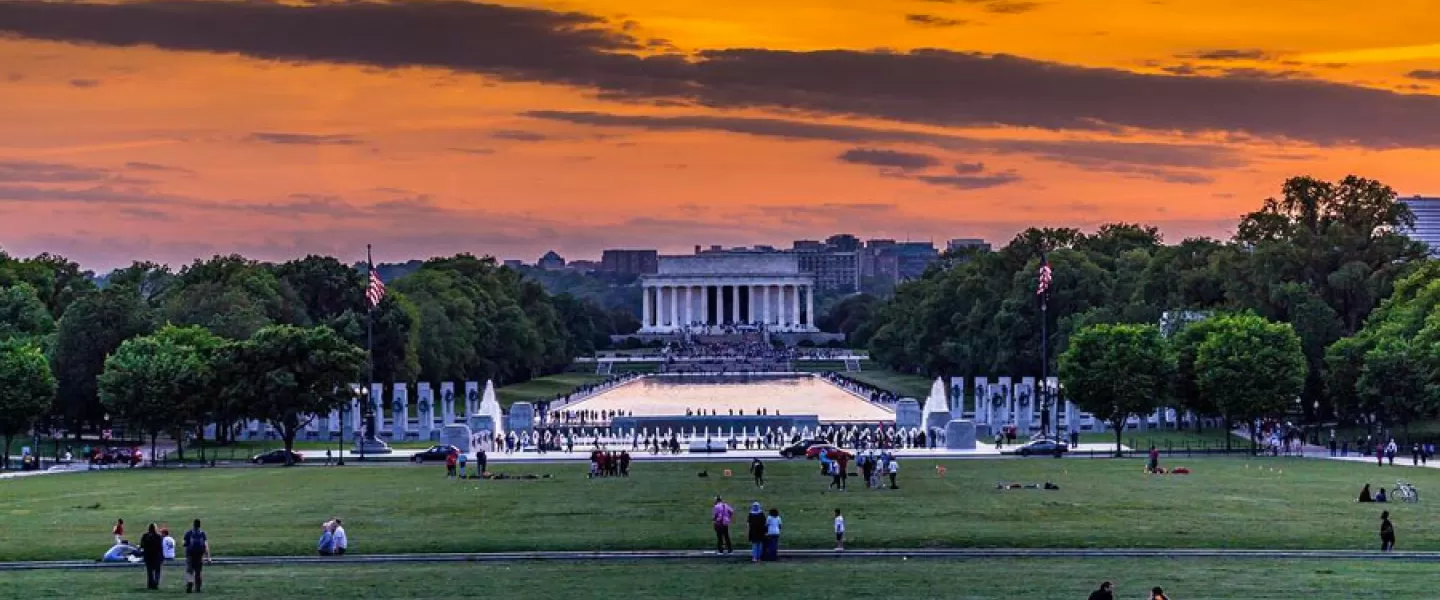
<box><xmin>316</xmin><ymin>519</ymin><xmax>349</xmax><ymax>556</ymax></box>
<box><xmin>443</xmin><ymin>448</ymin><xmax>489</xmax><ymax>478</ymax></box>
<box><xmin>708</xmin><ymin>497</ymin><xmax>801</xmax><ymax>562</ymax></box>
<box><xmin>104</xmin><ymin>518</ymin><xmax>211</xmax><ymax>593</ymax></box>
<box><xmin>821</xmin><ymin>372</ymin><xmax>900</xmax><ymax>405</ymax></box>
<box><xmin>588</xmin><ymin>448</ymin><xmax>632</xmax><ymax>477</ymax></box>
<box><xmin>1088</xmin><ymin>582</ymin><xmax>1171</xmax><ymax>600</ymax></box>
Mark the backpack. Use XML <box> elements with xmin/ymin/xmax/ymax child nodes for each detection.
<box><xmin>185</xmin><ymin>530</ymin><xmax>207</xmax><ymax>554</ymax></box>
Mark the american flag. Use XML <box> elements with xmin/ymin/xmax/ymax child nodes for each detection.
<box><xmin>366</xmin><ymin>266</ymin><xmax>386</xmax><ymax>308</ymax></box>
<box><xmin>1036</xmin><ymin>255</ymin><xmax>1052</xmax><ymax>296</ymax></box>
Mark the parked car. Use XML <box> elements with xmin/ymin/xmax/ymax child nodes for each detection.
<box><xmin>805</xmin><ymin>445</ymin><xmax>855</xmax><ymax>461</ymax></box>
<box><xmin>251</xmin><ymin>449</ymin><xmax>304</xmax><ymax>464</ymax></box>
<box><xmin>410</xmin><ymin>445</ymin><xmax>460</xmax><ymax>463</ymax></box>
<box><xmin>779</xmin><ymin>439</ymin><xmax>831</xmax><ymax>459</ymax></box>
<box><xmin>1015</xmin><ymin>438</ymin><xmax>1068</xmax><ymax>457</ymax></box>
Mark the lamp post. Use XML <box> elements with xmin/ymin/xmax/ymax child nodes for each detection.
<box><xmin>337</xmin><ymin>396</ymin><xmax>348</xmax><ymax>466</ymax></box>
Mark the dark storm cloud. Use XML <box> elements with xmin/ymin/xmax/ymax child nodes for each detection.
<box><xmin>915</xmin><ymin>170</ymin><xmax>1022</xmax><ymax>189</ymax></box>
<box><xmin>125</xmin><ymin>161</ymin><xmax>194</xmax><ymax>173</ymax></box>
<box><xmin>4</xmin><ymin>1</ymin><xmax>1440</xmax><ymax>147</ymax></box>
<box><xmin>490</xmin><ymin>129</ymin><xmax>549</xmax><ymax>142</ymax></box>
<box><xmin>245</xmin><ymin>132</ymin><xmax>363</xmax><ymax>146</ymax></box>
<box><xmin>1180</xmin><ymin>49</ymin><xmax>1270</xmax><ymax>61</ymax></box>
<box><xmin>905</xmin><ymin>14</ymin><xmax>967</xmax><ymax>27</ymax></box>
<box><xmin>1408</xmin><ymin>70</ymin><xmax>1440</xmax><ymax>80</ymax></box>
<box><xmin>523</xmin><ymin>111</ymin><xmax>1247</xmax><ymax>169</ymax></box>
<box><xmin>68</xmin><ymin>78</ymin><xmax>101</xmax><ymax>88</ymax></box>
<box><xmin>0</xmin><ymin>160</ymin><xmax>113</xmax><ymax>183</ymax></box>
<box><xmin>838</xmin><ymin>148</ymin><xmax>941</xmax><ymax>171</ymax></box>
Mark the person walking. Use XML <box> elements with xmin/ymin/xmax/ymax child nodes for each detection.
<box><xmin>183</xmin><ymin>519</ymin><xmax>209</xmax><ymax>594</ymax></box>
<box><xmin>113</xmin><ymin>518</ymin><xmax>125</xmax><ymax>544</ymax></box>
<box><xmin>458</xmin><ymin>451</ymin><xmax>469</xmax><ymax>479</ymax></box>
<box><xmin>887</xmin><ymin>457</ymin><xmax>899</xmax><ymax>490</ymax></box>
<box><xmin>750</xmin><ymin>458</ymin><xmax>765</xmax><ymax>489</ymax></box>
<box><xmin>324</xmin><ymin>449</ymin><xmax>333</xmax><ymax>466</ymax></box>
<box><xmin>1087</xmin><ymin>581</ymin><xmax>1113</xmax><ymax>600</ymax></box>
<box><xmin>833</xmin><ymin>509</ymin><xmax>845</xmax><ymax>551</ymax></box>
<box><xmin>711</xmin><ymin>496</ymin><xmax>734</xmax><ymax>554</ymax></box>
<box><xmin>332</xmin><ymin>519</ymin><xmax>348</xmax><ymax>556</ymax></box>
<box><xmin>1386</xmin><ymin>439</ymin><xmax>1398</xmax><ymax>465</ymax></box>
<box><xmin>139</xmin><ymin>523</ymin><xmax>165</xmax><ymax>590</ymax></box>
<box><xmin>1381</xmin><ymin>510</ymin><xmax>1396</xmax><ymax>552</ymax></box>
<box><xmin>763</xmin><ymin>508</ymin><xmax>782</xmax><ymax>561</ymax></box>
<box><xmin>476</xmin><ymin>448</ymin><xmax>488</xmax><ymax>478</ymax></box>
<box><xmin>746</xmin><ymin>502</ymin><xmax>766</xmax><ymax>563</ymax></box>
<box><xmin>1150</xmin><ymin>587</ymin><xmax>1169</xmax><ymax>600</ymax></box>
<box><xmin>445</xmin><ymin>450</ymin><xmax>457</xmax><ymax>478</ymax></box>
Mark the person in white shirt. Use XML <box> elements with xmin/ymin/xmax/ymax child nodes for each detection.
<box><xmin>763</xmin><ymin>509</ymin><xmax>782</xmax><ymax>561</ymax></box>
<box><xmin>833</xmin><ymin>509</ymin><xmax>845</xmax><ymax>551</ymax></box>
<box><xmin>887</xmin><ymin>458</ymin><xmax>899</xmax><ymax>489</ymax></box>
<box><xmin>332</xmin><ymin>518</ymin><xmax>348</xmax><ymax>555</ymax></box>
<box><xmin>161</xmin><ymin>528</ymin><xmax>176</xmax><ymax>561</ymax></box>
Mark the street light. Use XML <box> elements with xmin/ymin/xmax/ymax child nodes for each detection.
<box><xmin>337</xmin><ymin>396</ymin><xmax>347</xmax><ymax>466</ymax></box>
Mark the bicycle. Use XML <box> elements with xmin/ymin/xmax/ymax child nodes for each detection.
<box><xmin>1394</xmin><ymin>480</ymin><xmax>1420</xmax><ymax>503</ymax></box>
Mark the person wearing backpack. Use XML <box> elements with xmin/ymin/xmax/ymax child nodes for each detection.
<box><xmin>183</xmin><ymin>519</ymin><xmax>210</xmax><ymax>593</ymax></box>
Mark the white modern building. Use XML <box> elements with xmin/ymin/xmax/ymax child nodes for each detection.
<box><xmin>1401</xmin><ymin>196</ymin><xmax>1440</xmax><ymax>256</ymax></box>
<box><xmin>639</xmin><ymin>254</ymin><xmax>818</xmax><ymax>333</ymax></box>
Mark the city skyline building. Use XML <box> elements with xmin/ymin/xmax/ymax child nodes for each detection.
<box><xmin>1401</xmin><ymin>196</ymin><xmax>1440</xmax><ymax>256</ymax></box>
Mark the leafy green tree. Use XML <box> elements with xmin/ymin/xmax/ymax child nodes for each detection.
<box><xmin>98</xmin><ymin>332</ymin><xmax>203</xmax><ymax>462</ymax></box>
<box><xmin>228</xmin><ymin>325</ymin><xmax>365</xmax><ymax>463</ymax></box>
<box><xmin>50</xmin><ymin>288</ymin><xmax>155</xmax><ymax>433</ymax></box>
<box><xmin>163</xmin><ymin>255</ymin><xmax>305</xmax><ymax>339</ymax></box>
<box><xmin>1169</xmin><ymin>316</ymin><xmax>1224</xmax><ymax>434</ymax></box>
<box><xmin>0</xmin><ymin>251</ymin><xmax>96</xmax><ymax>319</ymax></box>
<box><xmin>1358</xmin><ymin>336</ymin><xmax>1436</xmax><ymax>434</ymax></box>
<box><xmin>1196</xmin><ymin>314</ymin><xmax>1307</xmax><ymax>451</ymax></box>
<box><xmin>0</xmin><ymin>340</ymin><xmax>56</xmax><ymax>469</ymax></box>
<box><xmin>1058</xmin><ymin>323</ymin><xmax>1170</xmax><ymax>455</ymax></box>
<box><xmin>0</xmin><ymin>283</ymin><xmax>55</xmax><ymax>341</ymax></box>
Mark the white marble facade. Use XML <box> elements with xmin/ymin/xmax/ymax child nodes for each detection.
<box><xmin>639</xmin><ymin>254</ymin><xmax>819</xmax><ymax>332</ymax></box>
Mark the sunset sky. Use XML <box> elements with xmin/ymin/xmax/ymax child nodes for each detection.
<box><xmin>2</xmin><ymin>0</ymin><xmax>1439</xmax><ymax>270</ymax></box>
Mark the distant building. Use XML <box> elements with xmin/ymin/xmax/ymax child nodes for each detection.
<box><xmin>946</xmin><ymin>238</ymin><xmax>992</xmax><ymax>253</ymax></box>
<box><xmin>792</xmin><ymin>240</ymin><xmax>824</xmax><ymax>252</ymax></box>
<box><xmin>827</xmin><ymin>234</ymin><xmax>861</xmax><ymax>252</ymax></box>
<box><xmin>502</xmin><ymin>259</ymin><xmax>525</xmax><ymax>269</ymax></box>
<box><xmin>860</xmin><ymin>239</ymin><xmax>895</xmax><ymax>277</ymax></box>
<box><xmin>797</xmin><ymin>250</ymin><xmax>860</xmax><ymax>293</ymax></box>
<box><xmin>600</xmin><ymin>249</ymin><xmax>659</xmax><ymax>275</ymax></box>
<box><xmin>537</xmin><ymin>250</ymin><xmax>565</xmax><ymax>270</ymax></box>
<box><xmin>566</xmin><ymin>260</ymin><xmax>600</xmax><ymax>272</ymax></box>
<box><xmin>1401</xmin><ymin>196</ymin><xmax>1440</xmax><ymax>255</ymax></box>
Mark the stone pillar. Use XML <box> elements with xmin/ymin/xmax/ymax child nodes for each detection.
<box><xmin>441</xmin><ymin>381</ymin><xmax>456</xmax><ymax>424</ymax></box>
<box><xmin>683</xmin><ymin>286</ymin><xmax>692</xmax><ymax>327</ymax></box>
<box><xmin>418</xmin><ymin>382</ymin><xmax>434</xmax><ymax>440</ymax></box>
<box><xmin>731</xmin><ymin>284</ymin><xmax>740</xmax><ymax>324</ymax></box>
<box><xmin>805</xmin><ymin>284</ymin><xmax>815</xmax><ymax>329</ymax></box>
<box><xmin>464</xmin><ymin>381</ymin><xmax>479</xmax><ymax>417</ymax></box>
<box><xmin>791</xmin><ymin>284</ymin><xmax>800</xmax><ymax>328</ymax></box>
<box><xmin>642</xmin><ymin>284</ymin><xmax>651</xmax><ymax>328</ymax></box>
<box><xmin>392</xmin><ymin>382</ymin><xmax>409</xmax><ymax>440</ymax></box>
<box><xmin>350</xmin><ymin>398</ymin><xmax>362</xmax><ymax>434</ymax></box>
<box><xmin>370</xmin><ymin>383</ymin><xmax>385</xmax><ymax>433</ymax></box>
<box><xmin>669</xmin><ymin>284</ymin><xmax>678</xmax><ymax>329</ymax></box>
<box><xmin>746</xmin><ymin>285</ymin><xmax>755</xmax><ymax>325</ymax></box>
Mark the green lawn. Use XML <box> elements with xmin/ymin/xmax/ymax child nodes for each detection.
<box><xmin>495</xmin><ymin>374</ymin><xmax>608</xmax><ymax>408</ymax></box>
<box><xmin>842</xmin><ymin>369</ymin><xmax>935</xmax><ymax>399</ymax></box>
<box><xmin>3</xmin><ymin>457</ymin><xmax>1429</xmax><ymax>561</ymax></box>
<box><xmin>5</xmin><ymin>559</ymin><xmax>1432</xmax><ymax>599</ymax></box>
<box><xmin>1080</xmin><ymin>428</ymin><xmax>1247</xmax><ymax>450</ymax></box>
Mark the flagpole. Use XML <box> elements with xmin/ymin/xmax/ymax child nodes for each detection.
<box><xmin>362</xmin><ymin>244</ymin><xmax>375</xmax><ymax>463</ymax></box>
<box><xmin>1038</xmin><ymin>253</ymin><xmax>1051</xmax><ymax>440</ymax></box>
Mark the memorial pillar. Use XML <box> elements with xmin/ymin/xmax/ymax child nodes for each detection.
<box><xmin>791</xmin><ymin>284</ymin><xmax>800</xmax><ymax>328</ymax></box>
<box><xmin>761</xmin><ymin>284</ymin><xmax>770</xmax><ymax>325</ymax></box>
<box><xmin>642</xmin><ymin>284</ymin><xmax>652</xmax><ymax>328</ymax></box>
<box><xmin>805</xmin><ymin>284</ymin><xmax>815</xmax><ymax>329</ymax></box>
<box><xmin>669</xmin><ymin>284</ymin><xmax>678</xmax><ymax>329</ymax></box>
<box><xmin>701</xmin><ymin>285</ymin><xmax>710</xmax><ymax>326</ymax></box>
<box><xmin>731</xmin><ymin>284</ymin><xmax>740</xmax><ymax>324</ymax></box>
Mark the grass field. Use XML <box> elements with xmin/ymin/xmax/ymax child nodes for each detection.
<box><xmin>495</xmin><ymin>374</ymin><xmax>607</xmax><ymax>408</ymax></box>
<box><xmin>842</xmin><ymin>369</ymin><xmax>934</xmax><ymax>399</ymax></box>
<box><xmin>4</xmin><ymin>558</ymin><xmax>1431</xmax><ymax>599</ymax></box>
<box><xmin>3</xmin><ymin>457</ymin><xmax>1431</xmax><ymax>561</ymax></box>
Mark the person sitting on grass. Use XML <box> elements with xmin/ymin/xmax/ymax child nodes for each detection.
<box><xmin>318</xmin><ymin>522</ymin><xmax>336</xmax><ymax>556</ymax></box>
<box><xmin>1359</xmin><ymin>483</ymin><xmax>1373</xmax><ymax>502</ymax></box>
<box><xmin>1376</xmin><ymin>487</ymin><xmax>1388</xmax><ymax>503</ymax></box>
<box><xmin>102</xmin><ymin>540</ymin><xmax>140</xmax><ymax>563</ymax></box>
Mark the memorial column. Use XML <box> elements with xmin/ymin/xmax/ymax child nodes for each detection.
<box><xmin>701</xmin><ymin>285</ymin><xmax>710</xmax><ymax>326</ymax></box>
<box><xmin>731</xmin><ymin>284</ymin><xmax>740</xmax><ymax>324</ymax></box>
<box><xmin>790</xmin><ymin>284</ymin><xmax>800</xmax><ymax>328</ymax></box>
<box><xmin>805</xmin><ymin>284</ymin><xmax>815</xmax><ymax>329</ymax></box>
<box><xmin>642</xmin><ymin>284</ymin><xmax>652</xmax><ymax>328</ymax></box>
<box><xmin>669</xmin><ymin>285</ymin><xmax>678</xmax><ymax>329</ymax></box>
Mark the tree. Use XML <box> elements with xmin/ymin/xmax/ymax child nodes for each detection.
<box><xmin>1169</xmin><ymin>316</ymin><xmax>1223</xmax><ymax>435</ymax></box>
<box><xmin>0</xmin><ymin>283</ymin><xmax>55</xmax><ymax>341</ymax></box>
<box><xmin>0</xmin><ymin>340</ymin><xmax>57</xmax><ymax>469</ymax></box>
<box><xmin>229</xmin><ymin>325</ymin><xmax>365</xmax><ymax>464</ymax></box>
<box><xmin>1196</xmin><ymin>314</ymin><xmax>1307</xmax><ymax>452</ymax></box>
<box><xmin>50</xmin><ymin>288</ymin><xmax>155</xmax><ymax>433</ymax></box>
<box><xmin>1058</xmin><ymin>323</ymin><xmax>1170</xmax><ymax>455</ymax></box>
<box><xmin>1358</xmin><ymin>337</ymin><xmax>1436</xmax><ymax>434</ymax></box>
<box><xmin>163</xmin><ymin>255</ymin><xmax>305</xmax><ymax>339</ymax></box>
<box><xmin>98</xmin><ymin>332</ymin><xmax>203</xmax><ymax>463</ymax></box>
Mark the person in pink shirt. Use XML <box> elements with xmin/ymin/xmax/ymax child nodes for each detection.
<box><xmin>711</xmin><ymin>496</ymin><xmax>734</xmax><ymax>554</ymax></box>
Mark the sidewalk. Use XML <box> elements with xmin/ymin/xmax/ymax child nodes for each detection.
<box><xmin>288</xmin><ymin>443</ymin><xmax>1129</xmax><ymax>463</ymax></box>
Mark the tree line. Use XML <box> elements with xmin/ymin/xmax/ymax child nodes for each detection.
<box><xmin>858</xmin><ymin>175</ymin><xmax>1432</xmax><ymax>435</ymax></box>
<box><xmin>0</xmin><ymin>252</ymin><xmax>625</xmax><ymax>466</ymax></box>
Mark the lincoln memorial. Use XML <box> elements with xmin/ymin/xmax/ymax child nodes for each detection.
<box><xmin>639</xmin><ymin>254</ymin><xmax>818</xmax><ymax>333</ymax></box>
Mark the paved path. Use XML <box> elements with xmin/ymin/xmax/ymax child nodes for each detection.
<box><xmin>4</xmin><ymin>548</ymin><xmax>1438</xmax><ymax>572</ymax></box>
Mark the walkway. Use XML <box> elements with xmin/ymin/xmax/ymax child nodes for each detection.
<box><xmin>6</xmin><ymin>548</ymin><xmax>1440</xmax><ymax>572</ymax></box>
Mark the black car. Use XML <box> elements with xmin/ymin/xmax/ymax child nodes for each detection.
<box><xmin>779</xmin><ymin>439</ymin><xmax>829</xmax><ymax>459</ymax></box>
<box><xmin>251</xmin><ymin>449</ymin><xmax>304</xmax><ymax>464</ymax></box>
<box><xmin>1015</xmin><ymin>439</ymin><xmax>1068</xmax><ymax>457</ymax></box>
<box><xmin>410</xmin><ymin>445</ymin><xmax>460</xmax><ymax>463</ymax></box>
